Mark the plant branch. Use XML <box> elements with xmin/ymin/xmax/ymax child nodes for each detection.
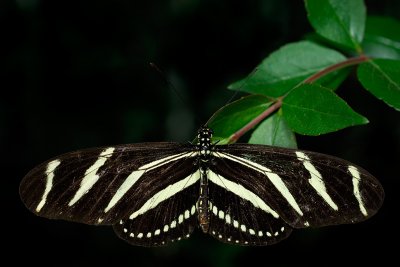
<box><xmin>303</xmin><ymin>54</ymin><xmax>370</xmax><ymax>84</ymax></box>
<box><xmin>229</xmin><ymin>55</ymin><xmax>370</xmax><ymax>143</ymax></box>
<box><xmin>228</xmin><ymin>97</ymin><xmax>283</xmax><ymax>143</ymax></box>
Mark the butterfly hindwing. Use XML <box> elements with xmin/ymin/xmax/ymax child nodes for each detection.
<box><xmin>114</xmin><ymin>182</ymin><xmax>199</xmax><ymax>247</ymax></box>
<box><xmin>207</xmin><ymin>175</ymin><xmax>292</xmax><ymax>246</ymax></box>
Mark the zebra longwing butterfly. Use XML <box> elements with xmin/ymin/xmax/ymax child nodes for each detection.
<box><xmin>20</xmin><ymin>126</ymin><xmax>384</xmax><ymax>246</ymax></box>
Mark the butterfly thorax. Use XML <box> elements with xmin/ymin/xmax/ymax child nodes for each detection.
<box><xmin>197</xmin><ymin>127</ymin><xmax>213</xmax><ymax>233</ymax></box>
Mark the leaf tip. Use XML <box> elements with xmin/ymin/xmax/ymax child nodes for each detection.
<box><xmin>361</xmin><ymin>117</ymin><xmax>369</xmax><ymax>124</ymax></box>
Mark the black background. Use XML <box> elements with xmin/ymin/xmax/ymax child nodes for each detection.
<box><xmin>3</xmin><ymin>0</ymin><xmax>399</xmax><ymax>266</ymax></box>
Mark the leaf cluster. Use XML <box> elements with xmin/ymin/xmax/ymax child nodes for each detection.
<box><xmin>207</xmin><ymin>0</ymin><xmax>400</xmax><ymax>148</ymax></box>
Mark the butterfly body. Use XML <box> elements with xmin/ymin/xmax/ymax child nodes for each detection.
<box><xmin>197</xmin><ymin>127</ymin><xmax>214</xmax><ymax>233</ymax></box>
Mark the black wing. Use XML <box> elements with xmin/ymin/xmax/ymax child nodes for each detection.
<box><xmin>114</xmin><ymin>182</ymin><xmax>199</xmax><ymax>247</ymax></box>
<box><xmin>207</xmin><ymin>177</ymin><xmax>292</xmax><ymax>246</ymax></box>
<box><xmin>210</xmin><ymin>144</ymin><xmax>384</xmax><ymax>232</ymax></box>
<box><xmin>20</xmin><ymin>142</ymin><xmax>200</xmax><ymax>246</ymax></box>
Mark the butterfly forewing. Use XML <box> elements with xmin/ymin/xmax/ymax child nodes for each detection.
<box><xmin>212</xmin><ymin>144</ymin><xmax>384</xmax><ymax>229</ymax></box>
<box><xmin>20</xmin><ymin>143</ymin><xmax>198</xmax><ymax>225</ymax></box>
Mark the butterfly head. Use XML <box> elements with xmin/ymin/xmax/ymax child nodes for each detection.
<box><xmin>197</xmin><ymin>126</ymin><xmax>213</xmax><ymax>141</ymax></box>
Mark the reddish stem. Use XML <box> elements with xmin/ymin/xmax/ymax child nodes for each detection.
<box><xmin>303</xmin><ymin>54</ymin><xmax>369</xmax><ymax>84</ymax></box>
<box><xmin>228</xmin><ymin>98</ymin><xmax>283</xmax><ymax>143</ymax></box>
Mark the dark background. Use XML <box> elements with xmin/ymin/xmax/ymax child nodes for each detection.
<box><xmin>3</xmin><ymin>0</ymin><xmax>399</xmax><ymax>266</ymax></box>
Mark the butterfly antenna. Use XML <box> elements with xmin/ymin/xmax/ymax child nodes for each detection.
<box><xmin>223</xmin><ymin>67</ymin><xmax>259</xmax><ymax>106</ymax></box>
<box><xmin>149</xmin><ymin>62</ymin><xmax>202</xmax><ymax>127</ymax></box>
<box><xmin>149</xmin><ymin>63</ymin><xmax>187</xmax><ymax>107</ymax></box>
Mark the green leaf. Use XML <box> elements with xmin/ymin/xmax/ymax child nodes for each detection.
<box><xmin>362</xmin><ymin>16</ymin><xmax>400</xmax><ymax>60</ymax></box>
<box><xmin>357</xmin><ymin>59</ymin><xmax>400</xmax><ymax>110</ymax></box>
<box><xmin>282</xmin><ymin>84</ymin><xmax>368</xmax><ymax>135</ymax></box>
<box><xmin>228</xmin><ymin>41</ymin><xmax>346</xmax><ymax>97</ymax></box>
<box><xmin>305</xmin><ymin>0</ymin><xmax>366</xmax><ymax>52</ymax></box>
<box><xmin>206</xmin><ymin>95</ymin><xmax>272</xmax><ymax>144</ymax></box>
<box><xmin>249</xmin><ymin>110</ymin><xmax>297</xmax><ymax>149</ymax></box>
